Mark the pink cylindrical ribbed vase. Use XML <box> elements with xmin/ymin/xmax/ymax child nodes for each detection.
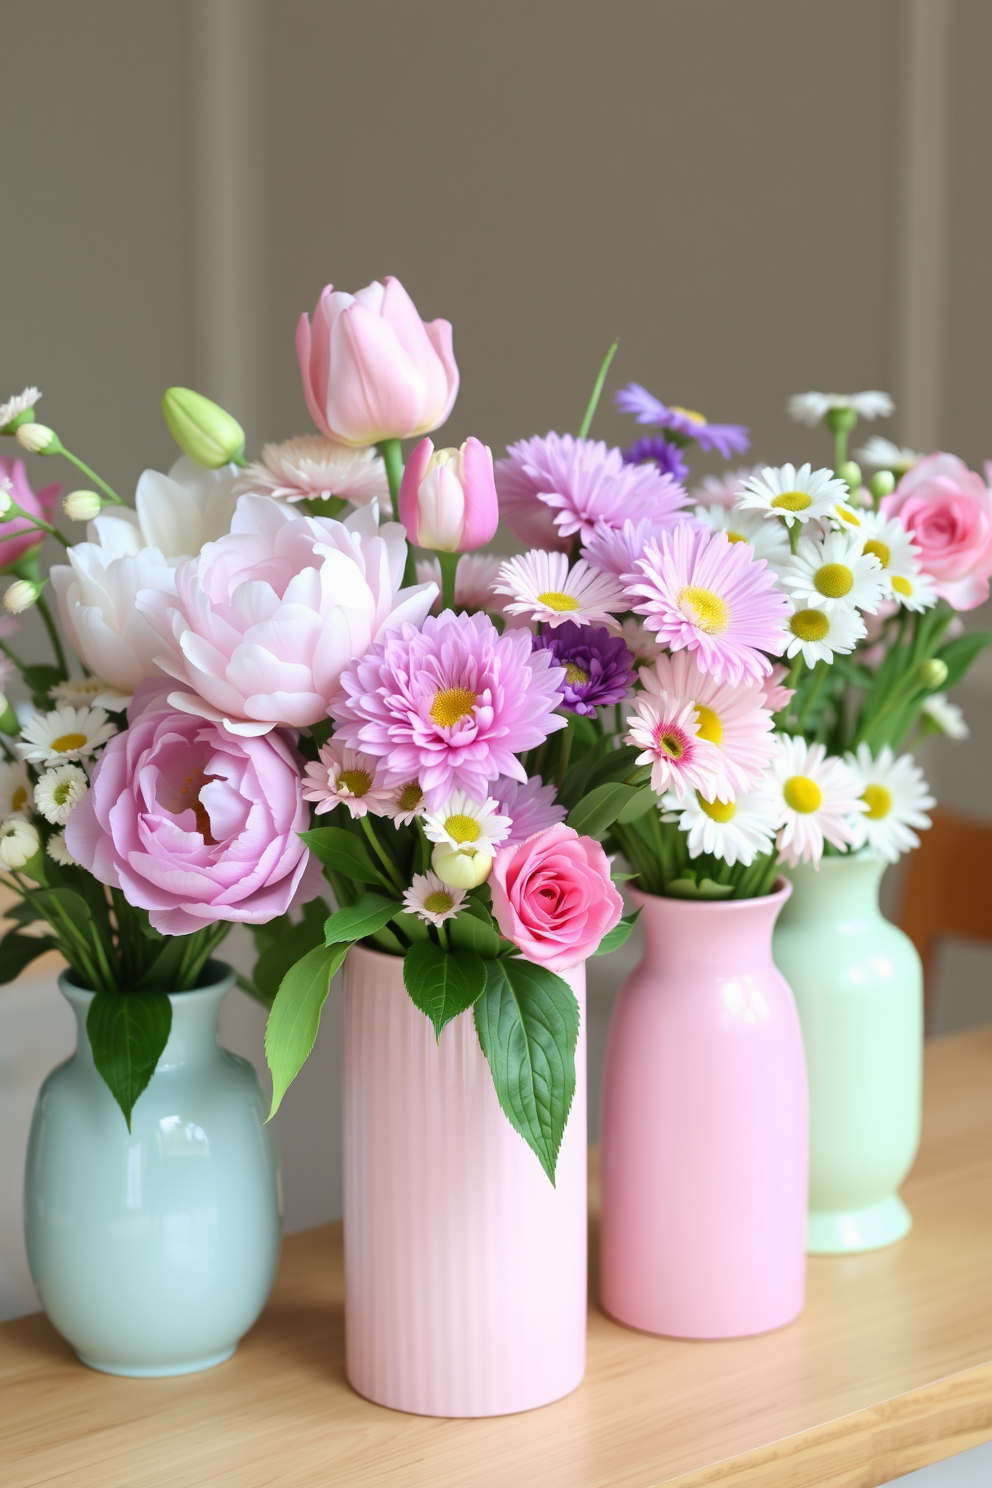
<box><xmin>342</xmin><ymin>945</ymin><xmax>587</xmax><ymax>1417</ymax></box>
<box><xmin>600</xmin><ymin>881</ymin><xmax>807</xmax><ymax>1339</ymax></box>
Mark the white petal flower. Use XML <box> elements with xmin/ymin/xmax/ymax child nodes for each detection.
<box><xmin>0</xmin><ymin>387</ymin><xmax>41</xmax><ymax>432</ymax></box>
<box><xmin>383</xmin><ymin>779</ymin><xmax>427</xmax><ymax>826</ymax></box>
<box><xmin>16</xmin><ymin>705</ymin><xmax>116</xmax><ymax>767</ymax></box>
<box><xmin>422</xmin><ymin>791</ymin><xmax>511</xmax><ymax>856</ymax></box>
<box><xmin>402</xmin><ymin>870</ymin><xmax>465</xmax><ymax>926</ymax></box>
<box><xmin>784</xmin><ymin>601</ymin><xmax>865</xmax><ymax>666</ymax></box>
<box><xmin>88</xmin><ymin>456</ymin><xmax>240</xmax><ymax>561</ymax></box>
<box><xmin>844</xmin><ymin>744</ymin><xmax>935</xmax><ymax>862</ymax></box>
<box><xmin>235</xmin><ymin>435</ymin><xmax>389</xmax><ymax>507</ymax></box>
<box><xmin>0</xmin><ymin>817</ymin><xmax>40</xmax><ymax>870</ymax></box>
<box><xmin>49</xmin><ymin>676</ymin><xmax>131</xmax><ymax>711</ymax></box>
<box><xmin>694</xmin><ymin>501</ymin><xmax>790</xmax><ymax>566</ymax></box>
<box><xmin>493</xmin><ymin>550</ymin><xmax>626</xmax><ymax>628</ymax></box>
<box><xmin>663</xmin><ymin>783</ymin><xmax>779</xmax><ymax>867</ymax></box>
<box><xmin>46</xmin><ymin>830</ymin><xmax>76</xmax><ymax>866</ymax></box>
<box><xmin>768</xmin><ymin>736</ymin><xmax>865</xmax><ymax>867</ymax></box>
<box><xmin>0</xmin><ymin>760</ymin><xmax>32</xmax><ymax>818</ymax></box>
<box><xmin>920</xmin><ymin>692</ymin><xmax>969</xmax><ymax>740</ymax></box>
<box><xmin>855</xmin><ymin>436</ymin><xmax>922</xmax><ymax>475</ymax></box>
<box><xmin>34</xmin><ymin>763</ymin><xmax>89</xmax><ymax>826</ymax></box>
<box><xmin>777</xmin><ymin>530</ymin><xmax>887</xmax><ymax>614</ymax></box>
<box><xmin>788</xmin><ymin>391</ymin><xmax>894</xmax><ymax>427</ymax></box>
<box><xmin>736</xmin><ymin>464</ymin><xmax>849</xmax><ymax>527</ymax></box>
<box><xmin>856</xmin><ymin>511</ymin><xmax>938</xmax><ymax>611</ymax></box>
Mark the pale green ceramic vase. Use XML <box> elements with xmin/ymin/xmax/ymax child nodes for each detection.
<box><xmin>24</xmin><ymin>965</ymin><xmax>282</xmax><ymax>1376</ymax></box>
<box><xmin>772</xmin><ymin>852</ymin><xmax>923</xmax><ymax>1254</ymax></box>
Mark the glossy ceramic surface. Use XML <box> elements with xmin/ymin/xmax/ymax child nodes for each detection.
<box><xmin>342</xmin><ymin>945</ymin><xmax>587</xmax><ymax>1417</ymax></box>
<box><xmin>774</xmin><ymin>852</ymin><xmax>923</xmax><ymax>1254</ymax></box>
<box><xmin>600</xmin><ymin>882</ymin><xmax>808</xmax><ymax>1339</ymax></box>
<box><xmin>24</xmin><ymin>967</ymin><xmax>282</xmax><ymax>1376</ymax></box>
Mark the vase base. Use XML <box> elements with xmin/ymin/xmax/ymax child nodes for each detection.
<box><xmin>806</xmin><ymin>1195</ymin><xmax>911</xmax><ymax>1254</ymax></box>
<box><xmin>76</xmin><ymin>1344</ymin><xmax>236</xmax><ymax>1378</ymax></box>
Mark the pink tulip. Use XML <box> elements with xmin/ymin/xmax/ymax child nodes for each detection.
<box><xmin>0</xmin><ymin>457</ymin><xmax>60</xmax><ymax>572</ymax></box>
<box><xmin>398</xmin><ymin>437</ymin><xmax>499</xmax><ymax>552</ymax></box>
<box><xmin>296</xmin><ymin>276</ymin><xmax>459</xmax><ymax>447</ymax></box>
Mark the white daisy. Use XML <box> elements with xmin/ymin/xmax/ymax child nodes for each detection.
<box><xmin>920</xmin><ymin>692</ymin><xmax>969</xmax><ymax>740</ymax></box>
<box><xmin>49</xmin><ymin>676</ymin><xmax>131</xmax><ymax>712</ymax></box>
<box><xmin>46</xmin><ymin>830</ymin><xmax>76</xmax><ymax>867</ymax></box>
<box><xmin>0</xmin><ymin>760</ymin><xmax>32</xmax><ymax>818</ymax></box>
<box><xmin>825</xmin><ymin>500</ymin><xmax>867</xmax><ymax>534</ymax></box>
<box><xmin>663</xmin><ymin>783</ymin><xmax>779</xmax><ymax>867</ymax></box>
<box><xmin>737</xmin><ymin>464</ymin><xmax>849</xmax><ymax>527</ymax></box>
<box><xmin>856</xmin><ymin>436</ymin><xmax>922</xmax><ymax>476</ymax></box>
<box><xmin>768</xmin><ymin>736</ymin><xmax>865</xmax><ymax>868</ymax></box>
<box><xmin>855</xmin><ymin>511</ymin><xmax>937</xmax><ymax>611</ymax></box>
<box><xmin>235</xmin><ymin>434</ymin><xmax>388</xmax><ymax>507</ymax></box>
<box><xmin>16</xmin><ymin>705</ymin><xmax>117</xmax><ymax>767</ymax></box>
<box><xmin>889</xmin><ymin>569</ymin><xmax>939</xmax><ymax>612</ymax></box>
<box><xmin>0</xmin><ymin>817</ymin><xmax>40</xmax><ymax>871</ymax></box>
<box><xmin>625</xmin><ymin>689</ymin><xmax>722</xmax><ymax>802</ymax></box>
<box><xmin>0</xmin><ymin>387</ymin><xmax>41</xmax><ymax>433</ymax></box>
<box><xmin>34</xmin><ymin>763</ymin><xmax>89</xmax><ymax>826</ymax></box>
<box><xmin>402</xmin><ymin>870</ymin><xmax>466</xmax><ymax>927</ymax></box>
<box><xmin>493</xmin><ymin>550</ymin><xmax>626</xmax><ymax>628</ymax></box>
<box><xmin>695</xmin><ymin>501</ymin><xmax>790</xmax><ymax>566</ymax></box>
<box><xmin>301</xmin><ymin>740</ymin><xmax>391</xmax><ymax>819</ymax></box>
<box><xmin>784</xmin><ymin>601</ymin><xmax>866</xmax><ymax>666</ymax></box>
<box><xmin>788</xmin><ymin>391</ymin><xmax>894</xmax><ymax>427</ymax></box>
<box><xmin>844</xmin><ymin>744</ymin><xmax>935</xmax><ymax>863</ymax></box>
<box><xmin>777</xmin><ymin>530</ymin><xmax>886</xmax><ymax>615</ymax></box>
<box><xmin>383</xmin><ymin>779</ymin><xmax>427</xmax><ymax>826</ymax></box>
<box><xmin>422</xmin><ymin>791</ymin><xmax>511</xmax><ymax>856</ymax></box>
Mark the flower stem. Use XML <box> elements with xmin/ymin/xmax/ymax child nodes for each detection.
<box><xmin>437</xmin><ymin>550</ymin><xmax>459</xmax><ymax>613</ymax></box>
<box><xmin>35</xmin><ymin>593</ymin><xmax>68</xmax><ymax>678</ymax></box>
<box><xmin>360</xmin><ymin>814</ymin><xmax>405</xmax><ymax>895</ymax></box>
<box><xmin>377</xmin><ymin>438</ymin><xmax>404</xmax><ymax>523</ymax></box>
<box><xmin>578</xmin><ymin>340</ymin><xmax>619</xmax><ymax>439</ymax></box>
<box><xmin>2</xmin><ymin>503</ymin><xmax>70</xmax><ymax>549</ymax></box>
<box><xmin>58</xmin><ymin>448</ymin><xmax>124</xmax><ymax>506</ymax></box>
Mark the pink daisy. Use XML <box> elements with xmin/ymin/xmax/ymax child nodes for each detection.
<box><xmin>581</xmin><ymin>515</ymin><xmax>699</xmax><ymax>579</ymax></box>
<box><xmin>625</xmin><ymin>525</ymin><xmax>791</xmax><ymax>686</ymax></box>
<box><xmin>761</xmin><ymin>663</ymin><xmax>795</xmax><ymax>715</ymax></box>
<box><xmin>493</xmin><ymin>550</ymin><xmax>626</xmax><ymax>629</ymax></box>
<box><xmin>492</xmin><ymin>774</ymin><xmax>567</xmax><ymax>847</ymax></box>
<box><xmin>641</xmin><ymin>650</ymin><xmax>778</xmax><ymax>796</ymax></box>
<box><xmin>625</xmin><ymin>689</ymin><xmax>722</xmax><ymax>802</ymax></box>
<box><xmin>302</xmin><ymin>739</ymin><xmax>391</xmax><ymax>818</ymax></box>
<box><xmin>494</xmin><ymin>432</ymin><xmax>690</xmax><ymax>549</ymax></box>
<box><xmin>329</xmin><ymin>610</ymin><xmax>566</xmax><ymax>809</ymax></box>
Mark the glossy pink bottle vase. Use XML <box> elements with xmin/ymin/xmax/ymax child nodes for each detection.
<box><xmin>600</xmin><ymin>882</ymin><xmax>808</xmax><ymax>1338</ymax></box>
<box><xmin>342</xmin><ymin>945</ymin><xmax>587</xmax><ymax>1417</ymax></box>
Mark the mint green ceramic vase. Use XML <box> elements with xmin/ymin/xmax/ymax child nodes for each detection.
<box><xmin>772</xmin><ymin>852</ymin><xmax>923</xmax><ymax>1254</ymax></box>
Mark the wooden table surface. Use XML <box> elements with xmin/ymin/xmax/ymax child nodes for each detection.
<box><xmin>2</xmin><ymin>1028</ymin><xmax>991</xmax><ymax>1488</ymax></box>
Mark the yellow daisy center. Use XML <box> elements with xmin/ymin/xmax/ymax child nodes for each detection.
<box><xmin>430</xmin><ymin>687</ymin><xmax>476</xmax><ymax>728</ymax></box>
<box><xmin>444</xmin><ymin>813</ymin><xmax>481</xmax><ymax>844</ymax></box>
<box><xmin>51</xmin><ymin>732</ymin><xmax>88</xmax><ymax>754</ymax></box>
<box><xmin>835</xmin><ymin>505</ymin><xmax>861</xmax><ymax>527</ymax></box>
<box><xmin>338</xmin><ymin>769</ymin><xmax>371</xmax><ymax>797</ymax></box>
<box><xmin>698</xmin><ymin>793</ymin><xmax>736</xmax><ymax>823</ymax></box>
<box><xmin>693</xmin><ymin>703</ymin><xmax>722</xmax><ymax>745</ymax></box>
<box><xmin>725</xmin><ymin>530</ymin><xmax>747</xmax><ymax>544</ymax></box>
<box><xmin>564</xmin><ymin>663</ymin><xmax>590</xmax><ymax>685</ymax></box>
<box><xmin>814</xmin><ymin>563</ymin><xmax>854</xmax><ymax>598</ymax></box>
<box><xmin>53</xmin><ymin>781</ymin><xmax>76</xmax><ymax>806</ymax></box>
<box><xmin>537</xmin><ymin>590</ymin><xmax>579</xmax><ymax>612</ymax></box>
<box><xmin>678</xmin><ymin>585</ymin><xmax>729</xmax><ymax>634</ymax></box>
<box><xmin>659</xmin><ymin>730</ymin><xmax>686</xmax><ymax>760</ymax></box>
<box><xmin>790</xmin><ymin>608</ymin><xmax>831</xmax><ymax>641</ymax></box>
<box><xmin>862</xmin><ymin>783</ymin><xmax>892</xmax><ymax>820</ymax></box>
<box><xmin>11</xmin><ymin>786</ymin><xmax>27</xmax><ymax>812</ymax></box>
<box><xmin>891</xmin><ymin>575</ymin><xmax>912</xmax><ymax>596</ymax></box>
<box><xmin>863</xmin><ymin>539</ymin><xmax>890</xmax><ymax>568</ymax></box>
<box><xmin>783</xmin><ymin>775</ymin><xmax>823</xmax><ymax>813</ymax></box>
<box><xmin>670</xmin><ymin>406</ymin><xmax>707</xmax><ymax>426</ymax></box>
<box><xmin>771</xmin><ymin>490</ymin><xmax>812</xmax><ymax>512</ymax></box>
<box><xmin>399</xmin><ymin>782</ymin><xmax>423</xmax><ymax>811</ymax></box>
<box><xmin>423</xmin><ymin>891</ymin><xmax>454</xmax><ymax>915</ymax></box>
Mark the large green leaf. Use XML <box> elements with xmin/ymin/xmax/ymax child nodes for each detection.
<box><xmin>299</xmin><ymin>826</ymin><xmax>388</xmax><ymax>887</ymax></box>
<box><xmin>446</xmin><ymin>907</ymin><xmax>502</xmax><ymax>957</ymax></box>
<box><xmin>403</xmin><ymin>941</ymin><xmax>486</xmax><ymax>1040</ymax></box>
<box><xmin>251</xmin><ymin>900</ymin><xmax>330</xmax><ymax>1005</ymax></box>
<box><xmin>86</xmin><ymin>991</ymin><xmax>173</xmax><ymax>1129</ymax></box>
<box><xmin>935</xmin><ymin>630</ymin><xmax>992</xmax><ymax>692</ymax></box>
<box><xmin>566</xmin><ymin>781</ymin><xmax>639</xmax><ymax>838</ymax></box>
<box><xmin>323</xmin><ymin>892</ymin><xmax>403</xmax><ymax>946</ymax></box>
<box><xmin>0</xmin><ymin>929</ymin><xmax>58</xmax><ymax>984</ymax></box>
<box><xmin>474</xmin><ymin>957</ymin><xmax>580</xmax><ymax>1183</ymax></box>
<box><xmin>593</xmin><ymin>910</ymin><xmax>640</xmax><ymax>956</ymax></box>
<box><xmin>265</xmin><ymin>942</ymin><xmax>349</xmax><ymax>1118</ymax></box>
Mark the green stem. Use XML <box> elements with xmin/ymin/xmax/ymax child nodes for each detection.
<box><xmin>377</xmin><ymin>438</ymin><xmax>404</xmax><ymax>523</ymax></box>
<box><xmin>3</xmin><ymin>503</ymin><xmax>70</xmax><ymax>549</ymax></box>
<box><xmin>437</xmin><ymin>550</ymin><xmax>459</xmax><ymax>613</ymax></box>
<box><xmin>787</xmin><ymin>519</ymin><xmax>801</xmax><ymax>555</ymax></box>
<box><xmin>360</xmin><ymin>815</ymin><xmax>405</xmax><ymax>895</ymax></box>
<box><xmin>833</xmin><ymin>428</ymin><xmax>848</xmax><ymax>472</ymax></box>
<box><xmin>58</xmin><ymin>448</ymin><xmax>124</xmax><ymax>506</ymax></box>
<box><xmin>35</xmin><ymin>593</ymin><xmax>68</xmax><ymax>678</ymax></box>
<box><xmin>577</xmin><ymin>340</ymin><xmax>619</xmax><ymax>439</ymax></box>
<box><xmin>555</xmin><ymin>725</ymin><xmax>573</xmax><ymax>790</ymax></box>
<box><xmin>796</xmin><ymin>659</ymin><xmax>828</xmax><ymax>729</ymax></box>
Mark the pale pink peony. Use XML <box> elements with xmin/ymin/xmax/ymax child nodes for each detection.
<box><xmin>65</xmin><ymin>684</ymin><xmax>321</xmax><ymax>936</ymax></box>
<box><xmin>136</xmin><ymin>497</ymin><xmax>437</xmax><ymax>736</ymax></box>
<box><xmin>296</xmin><ymin>276</ymin><xmax>459</xmax><ymax>447</ymax></box>
<box><xmin>880</xmin><ymin>453</ymin><xmax>992</xmax><ymax>609</ymax></box>
<box><xmin>490</xmin><ymin>824</ymin><xmax>623</xmax><ymax>972</ymax></box>
<box><xmin>0</xmin><ymin>457</ymin><xmax>60</xmax><ymax>571</ymax></box>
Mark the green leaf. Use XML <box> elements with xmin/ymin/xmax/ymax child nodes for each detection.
<box><xmin>473</xmin><ymin>957</ymin><xmax>579</xmax><ymax>1183</ymax></box>
<box><xmin>403</xmin><ymin>941</ymin><xmax>486</xmax><ymax>1040</ymax></box>
<box><xmin>566</xmin><ymin>780</ymin><xmax>639</xmax><ymax>838</ymax></box>
<box><xmin>265</xmin><ymin>942</ymin><xmax>349</xmax><ymax>1118</ymax></box>
<box><xmin>935</xmin><ymin>630</ymin><xmax>992</xmax><ymax>691</ymax></box>
<box><xmin>391</xmin><ymin>910</ymin><xmax>430</xmax><ymax>944</ymax></box>
<box><xmin>0</xmin><ymin>928</ymin><xmax>58</xmax><ymax>983</ymax></box>
<box><xmin>21</xmin><ymin>664</ymin><xmax>64</xmax><ymax>707</ymax></box>
<box><xmin>86</xmin><ymin>991</ymin><xmax>173</xmax><ymax>1129</ymax></box>
<box><xmin>324</xmin><ymin>892</ymin><xmax>403</xmax><ymax>946</ymax></box>
<box><xmin>252</xmin><ymin>901</ymin><xmax>331</xmax><ymax>1006</ymax></box>
<box><xmin>667</xmin><ymin>877</ymin><xmax>734</xmax><ymax>900</ymax></box>
<box><xmin>300</xmin><ymin>826</ymin><xmax>388</xmax><ymax>886</ymax></box>
<box><xmin>615</xmin><ymin>786</ymin><xmax>656</xmax><ymax>824</ymax></box>
<box><xmin>593</xmin><ymin>909</ymin><xmax>641</xmax><ymax>956</ymax></box>
<box><xmin>446</xmin><ymin>908</ymin><xmax>502</xmax><ymax>957</ymax></box>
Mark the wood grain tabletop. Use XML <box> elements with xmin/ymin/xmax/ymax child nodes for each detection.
<box><xmin>2</xmin><ymin>1027</ymin><xmax>991</xmax><ymax>1488</ymax></box>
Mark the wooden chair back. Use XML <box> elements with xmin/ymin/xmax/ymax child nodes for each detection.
<box><xmin>898</xmin><ymin>808</ymin><xmax>992</xmax><ymax>1032</ymax></box>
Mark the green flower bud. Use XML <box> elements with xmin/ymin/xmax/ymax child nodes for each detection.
<box><xmin>870</xmin><ymin>470</ymin><xmax>896</xmax><ymax>500</ymax></box>
<box><xmin>824</xmin><ymin>406</ymin><xmax>859</xmax><ymax>435</ymax></box>
<box><xmin>161</xmin><ymin>387</ymin><xmax>245</xmax><ymax>468</ymax></box>
<box><xmin>917</xmin><ymin>658</ymin><xmax>949</xmax><ymax>689</ymax></box>
<box><xmin>838</xmin><ymin>460</ymin><xmax>862</xmax><ymax>490</ymax></box>
<box><xmin>15</xmin><ymin>423</ymin><xmax>61</xmax><ymax>456</ymax></box>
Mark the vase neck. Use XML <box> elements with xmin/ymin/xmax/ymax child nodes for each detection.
<box><xmin>61</xmin><ymin>967</ymin><xmax>235</xmax><ymax>1073</ymax></box>
<box><xmin>780</xmin><ymin>854</ymin><xmax>885</xmax><ymax>926</ymax></box>
<box><xmin>634</xmin><ymin>886</ymin><xmax>789</xmax><ymax>977</ymax></box>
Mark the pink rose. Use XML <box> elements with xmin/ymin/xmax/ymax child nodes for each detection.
<box><xmin>65</xmin><ymin>684</ymin><xmax>321</xmax><ymax>935</ymax></box>
<box><xmin>880</xmin><ymin>453</ymin><xmax>992</xmax><ymax>610</ymax></box>
<box><xmin>490</xmin><ymin>823</ymin><xmax>623</xmax><ymax>972</ymax></box>
<box><xmin>0</xmin><ymin>457</ymin><xmax>60</xmax><ymax>572</ymax></box>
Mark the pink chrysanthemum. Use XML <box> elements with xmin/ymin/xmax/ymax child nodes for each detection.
<box><xmin>493</xmin><ymin>774</ymin><xmax>567</xmax><ymax>847</ymax></box>
<box><xmin>625</xmin><ymin>689</ymin><xmax>722</xmax><ymax>802</ymax></box>
<box><xmin>495</xmin><ymin>433</ymin><xmax>690</xmax><ymax>550</ymax></box>
<box><xmin>329</xmin><ymin>610</ymin><xmax>566</xmax><ymax>809</ymax></box>
<box><xmin>302</xmin><ymin>739</ymin><xmax>391</xmax><ymax>818</ymax></box>
<box><xmin>581</xmin><ymin>515</ymin><xmax>699</xmax><ymax>579</ymax></box>
<box><xmin>625</xmin><ymin>525</ymin><xmax>791</xmax><ymax>686</ymax></box>
<box><xmin>641</xmin><ymin>650</ymin><xmax>778</xmax><ymax>796</ymax></box>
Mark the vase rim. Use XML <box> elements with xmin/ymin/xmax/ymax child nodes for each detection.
<box><xmin>790</xmin><ymin>849</ymin><xmax>883</xmax><ymax>873</ymax></box>
<box><xmin>629</xmin><ymin>877</ymin><xmax>792</xmax><ymax>913</ymax></box>
<box><xmin>57</xmin><ymin>959</ymin><xmax>236</xmax><ymax>1006</ymax></box>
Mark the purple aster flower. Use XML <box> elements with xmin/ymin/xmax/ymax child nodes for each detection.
<box><xmin>493</xmin><ymin>774</ymin><xmax>567</xmax><ymax>846</ymax></box>
<box><xmin>622</xmin><ymin>435</ymin><xmax>689</xmax><ymax>483</ymax></box>
<box><xmin>615</xmin><ymin>384</ymin><xmax>750</xmax><ymax>460</ymax></box>
<box><xmin>328</xmin><ymin>610</ymin><xmax>566</xmax><ymax>809</ymax></box>
<box><xmin>494</xmin><ymin>432</ymin><xmax>690</xmax><ymax>548</ymax></box>
<box><xmin>532</xmin><ymin>621</ymin><xmax>635</xmax><ymax>717</ymax></box>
